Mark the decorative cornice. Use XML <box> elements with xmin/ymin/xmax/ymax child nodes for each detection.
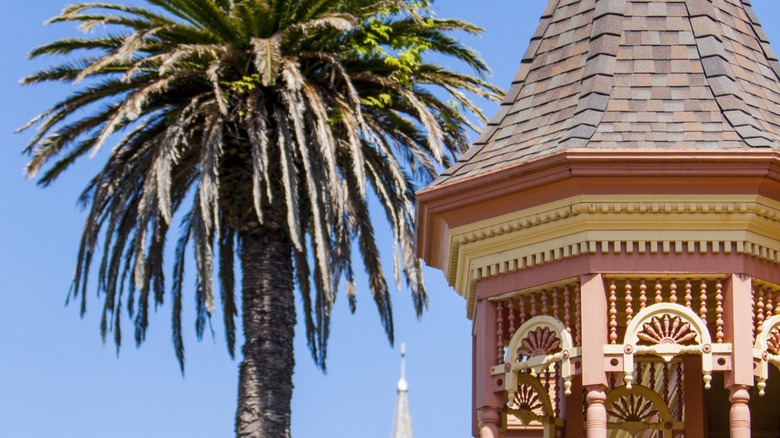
<box><xmin>416</xmin><ymin>151</ymin><xmax>780</xmax><ymax>271</ymax></box>
<box><xmin>448</xmin><ymin>194</ymin><xmax>780</xmax><ymax>316</ymax></box>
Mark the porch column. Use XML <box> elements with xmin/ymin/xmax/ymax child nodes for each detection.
<box><xmin>728</xmin><ymin>385</ymin><xmax>750</xmax><ymax>437</ymax></box>
<box><xmin>724</xmin><ymin>274</ymin><xmax>753</xmax><ymax>438</ymax></box>
<box><xmin>580</xmin><ymin>274</ymin><xmax>609</xmax><ymax>437</ymax></box>
<box><xmin>585</xmin><ymin>385</ymin><xmax>608</xmax><ymax>438</ymax></box>
<box><xmin>474</xmin><ymin>297</ymin><xmax>503</xmax><ymax>437</ymax></box>
<box><xmin>477</xmin><ymin>407</ymin><xmax>501</xmax><ymax>438</ymax></box>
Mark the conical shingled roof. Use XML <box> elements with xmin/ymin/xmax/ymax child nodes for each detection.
<box><xmin>432</xmin><ymin>0</ymin><xmax>780</xmax><ymax>187</ymax></box>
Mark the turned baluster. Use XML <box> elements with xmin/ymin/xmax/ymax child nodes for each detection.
<box><xmin>508</xmin><ymin>298</ymin><xmax>516</xmax><ymax>336</ymax></box>
<box><xmin>675</xmin><ymin>362</ymin><xmax>684</xmax><ymax>422</ymax></box>
<box><xmin>655</xmin><ymin>279</ymin><xmax>663</xmax><ymax>304</ymax></box>
<box><xmin>554</xmin><ymin>362</ymin><xmax>561</xmax><ymax>418</ymax></box>
<box><xmin>496</xmin><ymin>301</ymin><xmax>504</xmax><ymax>364</ymax></box>
<box><xmin>716</xmin><ymin>280</ymin><xmax>724</xmax><ymax>344</ymax></box>
<box><xmin>663</xmin><ymin>363</ymin><xmax>670</xmax><ymax>405</ymax></box>
<box><xmin>541</xmin><ymin>289</ymin><xmax>549</xmax><ymax>315</ymax></box>
<box><xmin>767</xmin><ymin>289</ymin><xmax>775</xmax><ymax>320</ymax></box>
<box><xmin>609</xmin><ymin>280</ymin><xmax>618</xmax><ymax>344</ymax></box>
<box><xmin>757</xmin><ymin>287</ymin><xmax>765</xmax><ymax>334</ymax></box>
<box><xmin>635</xmin><ymin>362</ymin><xmax>643</xmax><ymax>386</ymax></box>
<box><xmin>751</xmin><ymin>287</ymin><xmax>757</xmax><ymax>342</ymax></box>
<box><xmin>639</xmin><ymin>280</ymin><xmax>647</xmax><ymax>311</ymax></box>
<box><xmin>564</xmin><ymin>286</ymin><xmax>572</xmax><ymax>333</ymax></box>
<box><xmin>575</xmin><ymin>283</ymin><xmax>582</xmax><ymax>347</ymax></box>
<box><xmin>530</xmin><ymin>293</ymin><xmax>538</xmax><ymax>318</ymax></box>
<box><xmin>775</xmin><ymin>289</ymin><xmax>780</xmax><ymax>316</ymax></box>
<box><xmin>553</xmin><ymin>287</ymin><xmax>560</xmax><ymax>322</ymax></box>
<box><xmin>544</xmin><ymin>369</ymin><xmax>551</xmax><ymax>394</ymax></box>
<box><xmin>519</xmin><ymin>296</ymin><xmax>527</xmax><ymax>326</ymax></box>
<box><xmin>699</xmin><ymin>280</ymin><xmax>708</xmax><ymax>322</ymax></box>
<box><xmin>685</xmin><ymin>279</ymin><xmax>693</xmax><ymax>310</ymax></box>
<box><xmin>669</xmin><ymin>279</ymin><xmax>678</xmax><ymax>304</ymax></box>
<box><xmin>649</xmin><ymin>363</ymin><xmax>657</xmax><ymax>389</ymax></box>
<box><xmin>624</xmin><ymin>280</ymin><xmax>634</xmax><ymax>325</ymax></box>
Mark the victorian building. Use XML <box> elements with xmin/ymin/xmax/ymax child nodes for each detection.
<box><xmin>415</xmin><ymin>0</ymin><xmax>780</xmax><ymax>436</ymax></box>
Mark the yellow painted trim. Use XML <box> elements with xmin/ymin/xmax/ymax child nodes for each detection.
<box><xmin>447</xmin><ymin>195</ymin><xmax>780</xmax><ymax>316</ymax></box>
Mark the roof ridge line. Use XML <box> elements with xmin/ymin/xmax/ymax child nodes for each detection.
<box><xmin>741</xmin><ymin>0</ymin><xmax>780</xmax><ymax>82</ymax></box>
<box><xmin>476</xmin><ymin>0</ymin><xmax>561</xmax><ymax>146</ymax></box>
<box><xmin>433</xmin><ymin>0</ymin><xmax>561</xmax><ymax>184</ymax></box>
<box><xmin>687</xmin><ymin>0</ymin><xmax>775</xmax><ymax>148</ymax></box>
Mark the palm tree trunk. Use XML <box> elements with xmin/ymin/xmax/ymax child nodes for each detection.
<box><xmin>236</xmin><ymin>229</ymin><xmax>295</xmax><ymax>437</ymax></box>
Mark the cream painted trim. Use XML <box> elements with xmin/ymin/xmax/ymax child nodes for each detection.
<box><xmin>447</xmin><ymin>195</ymin><xmax>780</xmax><ymax>316</ymax></box>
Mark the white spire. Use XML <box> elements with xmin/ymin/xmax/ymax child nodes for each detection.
<box><xmin>391</xmin><ymin>343</ymin><xmax>413</xmax><ymax>438</ymax></box>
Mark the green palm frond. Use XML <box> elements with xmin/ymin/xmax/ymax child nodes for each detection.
<box><xmin>20</xmin><ymin>0</ymin><xmax>501</xmax><ymax>371</ymax></box>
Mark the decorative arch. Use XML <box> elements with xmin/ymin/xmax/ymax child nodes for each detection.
<box><xmin>502</xmin><ymin>316</ymin><xmax>578</xmax><ymax>402</ymax></box>
<box><xmin>755</xmin><ymin>315</ymin><xmax>780</xmax><ymax>395</ymax></box>
<box><xmin>506</xmin><ymin>316</ymin><xmax>573</xmax><ymax>364</ymax></box>
<box><xmin>507</xmin><ymin>372</ymin><xmax>554</xmax><ymax>425</ymax></box>
<box><xmin>605</xmin><ymin>384</ymin><xmax>681</xmax><ymax>438</ymax></box>
<box><xmin>621</xmin><ymin>303</ymin><xmax>714</xmax><ymax>389</ymax></box>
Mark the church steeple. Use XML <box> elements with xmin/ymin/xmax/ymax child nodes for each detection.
<box><xmin>391</xmin><ymin>343</ymin><xmax>413</xmax><ymax>438</ymax></box>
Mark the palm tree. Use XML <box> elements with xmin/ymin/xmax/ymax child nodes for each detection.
<box><xmin>19</xmin><ymin>0</ymin><xmax>500</xmax><ymax>436</ymax></box>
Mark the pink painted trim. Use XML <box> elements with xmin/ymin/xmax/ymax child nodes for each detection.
<box><xmin>416</xmin><ymin>150</ymin><xmax>780</xmax><ymax>269</ymax></box>
<box><xmin>580</xmin><ymin>274</ymin><xmax>608</xmax><ymax>387</ymax></box>
<box><xmin>475</xmin><ymin>252</ymin><xmax>780</xmax><ymax>300</ymax></box>
<box><xmin>474</xmin><ymin>299</ymin><xmax>503</xmax><ymax>409</ymax></box>
<box><xmin>724</xmin><ymin>275</ymin><xmax>755</xmax><ymax>387</ymax></box>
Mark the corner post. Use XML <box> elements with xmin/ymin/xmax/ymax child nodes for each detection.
<box><xmin>728</xmin><ymin>385</ymin><xmax>751</xmax><ymax>437</ymax></box>
<box><xmin>585</xmin><ymin>385</ymin><xmax>608</xmax><ymax>438</ymax></box>
<box><xmin>474</xmin><ymin>297</ymin><xmax>503</xmax><ymax>437</ymax></box>
<box><xmin>580</xmin><ymin>274</ymin><xmax>609</xmax><ymax>436</ymax></box>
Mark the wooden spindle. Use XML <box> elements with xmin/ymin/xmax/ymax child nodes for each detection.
<box><xmin>554</xmin><ymin>362</ymin><xmax>561</xmax><ymax>417</ymax></box>
<box><xmin>519</xmin><ymin>295</ymin><xmax>527</xmax><ymax>326</ymax></box>
<box><xmin>508</xmin><ymin>298</ymin><xmax>516</xmax><ymax>336</ymax></box>
<box><xmin>685</xmin><ymin>279</ymin><xmax>693</xmax><ymax>310</ymax></box>
<box><xmin>767</xmin><ymin>289</ymin><xmax>775</xmax><ymax>320</ymax></box>
<box><xmin>639</xmin><ymin>280</ymin><xmax>648</xmax><ymax>311</ymax></box>
<box><xmin>541</xmin><ymin>289</ymin><xmax>548</xmax><ymax>315</ymax></box>
<box><xmin>773</xmin><ymin>291</ymin><xmax>780</xmax><ymax>315</ymax></box>
<box><xmin>553</xmin><ymin>287</ymin><xmax>560</xmax><ymax>322</ymax></box>
<box><xmin>663</xmin><ymin>363</ymin><xmax>670</xmax><ymax>405</ymax></box>
<box><xmin>625</xmin><ymin>280</ymin><xmax>634</xmax><ymax>325</ymax></box>
<box><xmin>676</xmin><ymin>362</ymin><xmax>685</xmax><ymax>422</ymax></box>
<box><xmin>655</xmin><ymin>279</ymin><xmax>663</xmax><ymax>304</ymax></box>
<box><xmin>635</xmin><ymin>362</ymin><xmax>643</xmax><ymax>386</ymax></box>
<box><xmin>751</xmin><ymin>287</ymin><xmax>757</xmax><ymax>342</ymax></box>
<box><xmin>575</xmin><ymin>283</ymin><xmax>582</xmax><ymax>347</ymax></box>
<box><xmin>699</xmin><ymin>280</ymin><xmax>708</xmax><ymax>322</ymax></box>
<box><xmin>670</xmin><ymin>279</ymin><xmax>678</xmax><ymax>304</ymax></box>
<box><xmin>649</xmin><ymin>362</ymin><xmax>657</xmax><ymax>389</ymax></box>
<box><xmin>757</xmin><ymin>287</ymin><xmax>765</xmax><ymax>334</ymax></box>
<box><xmin>544</xmin><ymin>369</ymin><xmax>551</xmax><ymax>394</ymax></box>
<box><xmin>496</xmin><ymin>301</ymin><xmax>504</xmax><ymax>363</ymax></box>
<box><xmin>530</xmin><ymin>293</ymin><xmax>537</xmax><ymax>318</ymax></box>
<box><xmin>716</xmin><ymin>280</ymin><xmax>724</xmax><ymax>343</ymax></box>
<box><xmin>564</xmin><ymin>286</ymin><xmax>572</xmax><ymax>333</ymax></box>
<box><xmin>609</xmin><ymin>280</ymin><xmax>618</xmax><ymax>344</ymax></box>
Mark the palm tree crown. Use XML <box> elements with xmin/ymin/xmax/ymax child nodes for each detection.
<box><xmin>20</xmin><ymin>0</ymin><xmax>499</xmax><ymax>434</ymax></box>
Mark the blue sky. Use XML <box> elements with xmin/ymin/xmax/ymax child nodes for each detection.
<box><xmin>2</xmin><ymin>1</ymin><xmax>780</xmax><ymax>437</ymax></box>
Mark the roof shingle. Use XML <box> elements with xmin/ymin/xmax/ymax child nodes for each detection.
<box><xmin>431</xmin><ymin>0</ymin><xmax>780</xmax><ymax>187</ymax></box>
